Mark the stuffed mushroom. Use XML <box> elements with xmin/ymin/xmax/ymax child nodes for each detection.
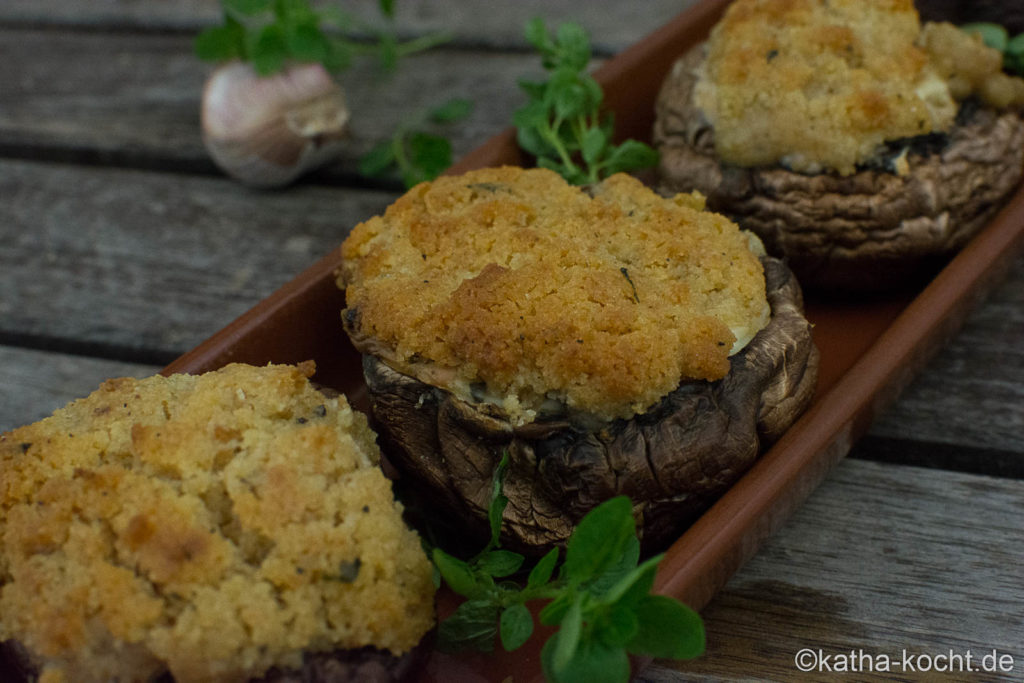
<box><xmin>338</xmin><ymin>166</ymin><xmax>818</xmax><ymax>553</ymax></box>
<box><xmin>0</xmin><ymin>362</ymin><xmax>435</xmax><ymax>683</ymax></box>
<box><xmin>654</xmin><ymin>0</ymin><xmax>1024</xmax><ymax>292</ymax></box>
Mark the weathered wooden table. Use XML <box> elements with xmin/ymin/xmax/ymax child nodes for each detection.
<box><xmin>2</xmin><ymin>1</ymin><xmax>1022</xmax><ymax>680</ymax></box>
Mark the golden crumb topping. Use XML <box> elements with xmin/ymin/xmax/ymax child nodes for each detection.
<box><xmin>339</xmin><ymin>166</ymin><xmax>769</xmax><ymax>424</ymax></box>
<box><xmin>919</xmin><ymin>22</ymin><xmax>1024</xmax><ymax>109</ymax></box>
<box><xmin>0</xmin><ymin>363</ymin><xmax>434</xmax><ymax>683</ymax></box>
<box><xmin>695</xmin><ymin>0</ymin><xmax>958</xmax><ymax>175</ymax></box>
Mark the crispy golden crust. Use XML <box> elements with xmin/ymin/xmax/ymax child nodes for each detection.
<box><xmin>339</xmin><ymin>167</ymin><xmax>769</xmax><ymax>424</ymax></box>
<box><xmin>696</xmin><ymin>0</ymin><xmax>959</xmax><ymax>175</ymax></box>
<box><xmin>0</xmin><ymin>363</ymin><xmax>434</xmax><ymax>683</ymax></box>
<box><xmin>919</xmin><ymin>21</ymin><xmax>1024</xmax><ymax>108</ymax></box>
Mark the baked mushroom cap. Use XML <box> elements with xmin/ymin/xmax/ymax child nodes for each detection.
<box><xmin>0</xmin><ymin>363</ymin><xmax>435</xmax><ymax>683</ymax></box>
<box><xmin>654</xmin><ymin>44</ymin><xmax>1024</xmax><ymax>293</ymax></box>
<box><xmin>349</xmin><ymin>256</ymin><xmax>818</xmax><ymax>554</ymax></box>
<box><xmin>338</xmin><ymin>167</ymin><xmax>773</xmax><ymax>427</ymax></box>
<box><xmin>0</xmin><ymin>641</ymin><xmax>428</xmax><ymax>683</ymax></box>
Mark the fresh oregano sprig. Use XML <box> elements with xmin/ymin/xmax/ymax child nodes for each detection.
<box><xmin>432</xmin><ymin>453</ymin><xmax>705</xmax><ymax>682</ymax></box>
<box><xmin>961</xmin><ymin>22</ymin><xmax>1024</xmax><ymax>76</ymax></box>
<box><xmin>195</xmin><ymin>0</ymin><xmax>450</xmax><ymax>76</ymax></box>
<box><xmin>513</xmin><ymin>18</ymin><xmax>659</xmax><ymax>185</ymax></box>
<box><xmin>359</xmin><ymin>98</ymin><xmax>474</xmax><ymax>188</ymax></box>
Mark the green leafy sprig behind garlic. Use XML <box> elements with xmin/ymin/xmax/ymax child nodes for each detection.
<box><xmin>194</xmin><ymin>0</ymin><xmax>451</xmax><ymax>188</ymax></box>
<box><xmin>360</xmin><ymin>98</ymin><xmax>475</xmax><ymax>189</ymax></box>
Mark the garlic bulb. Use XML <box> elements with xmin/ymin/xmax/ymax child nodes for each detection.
<box><xmin>201</xmin><ymin>61</ymin><xmax>350</xmax><ymax>188</ymax></box>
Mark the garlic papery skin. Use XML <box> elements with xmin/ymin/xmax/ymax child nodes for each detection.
<box><xmin>201</xmin><ymin>61</ymin><xmax>350</xmax><ymax>188</ymax></box>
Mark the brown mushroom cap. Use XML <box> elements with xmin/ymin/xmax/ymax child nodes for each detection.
<box><xmin>654</xmin><ymin>45</ymin><xmax>1024</xmax><ymax>293</ymax></box>
<box><xmin>0</xmin><ymin>642</ymin><xmax>427</xmax><ymax>683</ymax></box>
<box><xmin>348</xmin><ymin>256</ymin><xmax>818</xmax><ymax>555</ymax></box>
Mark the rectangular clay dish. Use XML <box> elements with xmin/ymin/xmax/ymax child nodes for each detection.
<box><xmin>164</xmin><ymin>0</ymin><xmax>1024</xmax><ymax>679</ymax></box>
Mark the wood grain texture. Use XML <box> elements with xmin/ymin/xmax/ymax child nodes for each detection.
<box><xmin>641</xmin><ymin>458</ymin><xmax>1024</xmax><ymax>681</ymax></box>
<box><xmin>0</xmin><ymin>0</ymin><xmax>696</xmax><ymax>54</ymax></box>
<box><xmin>0</xmin><ymin>159</ymin><xmax>394</xmax><ymax>357</ymax></box>
<box><xmin>865</xmin><ymin>258</ymin><xmax>1024</xmax><ymax>454</ymax></box>
<box><xmin>0</xmin><ymin>29</ymin><xmax>545</xmax><ymax>177</ymax></box>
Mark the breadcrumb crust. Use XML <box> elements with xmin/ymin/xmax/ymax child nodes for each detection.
<box><xmin>339</xmin><ymin>167</ymin><xmax>768</xmax><ymax>424</ymax></box>
<box><xmin>0</xmin><ymin>363</ymin><xmax>434</xmax><ymax>683</ymax></box>
<box><xmin>696</xmin><ymin>0</ymin><xmax>957</xmax><ymax>175</ymax></box>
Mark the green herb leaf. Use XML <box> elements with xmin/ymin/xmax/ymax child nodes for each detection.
<box><xmin>324</xmin><ymin>36</ymin><xmax>354</xmax><ymax>72</ymax></box>
<box><xmin>961</xmin><ymin>22</ymin><xmax>1009</xmax><ymax>53</ymax></box>
<box><xmin>1008</xmin><ymin>32</ymin><xmax>1024</xmax><ymax>58</ymax></box>
<box><xmin>542</xmin><ymin>631</ymin><xmax>632</xmax><ymax>683</ymax></box>
<box><xmin>432</xmin><ymin>548</ymin><xmax>485</xmax><ymax>599</ymax></box>
<box><xmin>1006</xmin><ymin>33</ymin><xmax>1024</xmax><ymax>75</ymax></box>
<box><xmin>318</xmin><ymin>5</ymin><xmax>354</xmax><ymax>30</ymax></box>
<box><xmin>499</xmin><ymin>603</ymin><xmax>534</xmax><ymax>651</ymax></box>
<box><xmin>360</xmin><ymin>98</ymin><xmax>472</xmax><ymax>188</ymax></box>
<box><xmin>436</xmin><ymin>598</ymin><xmax>500</xmax><ymax>653</ymax></box>
<box><xmin>553</xmin><ymin>596</ymin><xmax>584</xmax><ymax>673</ymax></box>
<box><xmin>487</xmin><ymin>452</ymin><xmax>511</xmax><ymax>548</ymax></box>
<box><xmin>595</xmin><ymin>603</ymin><xmax>640</xmax><ymax>648</ymax></box>
<box><xmin>601</xmin><ymin>138</ymin><xmax>660</xmax><ymax>177</ymax></box>
<box><xmin>514</xmin><ymin>18</ymin><xmax>658</xmax><ymax>183</ymax></box>
<box><xmin>407</xmin><ymin>131</ymin><xmax>452</xmax><ymax>183</ymax></box>
<box><xmin>285</xmin><ymin>19</ymin><xmax>330</xmax><ymax>63</ymax></box>
<box><xmin>513</xmin><ymin>103</ymin><xmax>553</xmax><ymax>155</ymax></box>
<box><xmin>562</xmin><ymin>496</ymin><xmax>635</xmax><ymax>585</ymax></box>
<box><xmin>250</xmin><ymin>23</ymin><xmax>289</xmax><ymax>75</ymax></box>
<box><xmin>197</xmin><ymin>0</ymin><xmax>450</xmax><ymax>77</ymax></box>
<box><xmin>518</xmin><ymin>78</ymin><xmax>548</xmax><ymax>101</ymax></box>
<box><xmin>430</xmin><ymin>461</ymin><xmax>705</xmax><ymax>672</ymax></box>
<box><xmin>430</xmin><ymin>98</ymin><xmax>475</xmax><ymax>123</ymax></box>
<box><xmin>625</xmin><ymin>594</ymin><xmax>706</xmax><ymax>660</ymax></box>
<box><xmin>378</xmin><ymin>33</ymin><xmax>400</xmax><ymax>72</ymax></box>
<box><xmin>552</xmin><ymin>74</ymin><xmax>591</xmax><ymax>120</ymax></box>
<box><xmin>538</xmin><ymin>591</ymin><xmax>572</xmax><ymax>627</ymax></box>
<box><xmin>194</xmin><ymin>19</ymin><xmax>247</xmax><ymax>62</ymax></box>
<box><xmin>537</xmin><ymin>157</ymin><xmax>588</xmax><ymax>186</ymax></box>
<box><xmin>477</xmin><ymin>550</ymin><xmax>525</xmax><ymax>578</ymax></box>
<box><xmin>527</xmin><ymin>547</ymin><xmax>559</xmax><ymax>588</ymax></box>
<box><xmin>580</xmin><ymin>125</ymin><xmax>608</xmax><ymax>165</ymax></box>
<box><xmin>554</xmin><ymin>22</ymin><xmax>591</xmax><ymax>71</ymax></box>
<box><xmin>359</xmin><ymin>141</ymin><xmax>397</xmax><ymax>177</ymax></box>
<box><xmin>524</xmin><ymin>17</ymin><xmax>553</xmax><ymax>54</ymax></box>
<box><xmin>273</xmin><ymin>0</ymin><xmax>314</xmax><ymax>23</ymax></box>
<box><xmin>596</xmin><ymin>549</ymin><xmax>657</xmax><ymax>605</ymax></box>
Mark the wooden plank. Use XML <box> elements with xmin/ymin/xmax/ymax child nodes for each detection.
<box><xmin>864</xmin><ymin>257</ymin><xmax>1024</xmax><ymax>454</ymax></box>
<box><xmin>0</xmin><ymin>28</ymin><xmax>550</xmax><ymax>178</ymax></box>
<box><xmin>0</xmin><ymin>346</ymin><xmax>160</xmax><ymax>432</ymax></box>
<box><xmin>0</xmin><ymin>158</ymin><xmax>396</xmax><ymax>357</ymax></box>
<box><xmin>0</xmin><ymin>0</ymin><xmax>697</xmax><ymax>54</ymax></box>
<box><xmin>641</xmin><ymin>458</ymin><xmax>1024</xmax><ymax>681</ymax></box>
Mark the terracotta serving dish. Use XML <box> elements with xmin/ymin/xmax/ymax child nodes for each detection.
<box><xmin>164</xmin><ymin>0</ymin><xmax>1024</xmax><ymax>679</ymax></box>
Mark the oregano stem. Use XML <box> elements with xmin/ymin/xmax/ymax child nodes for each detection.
<box><xmin>396</xmin><ymin>32</ymin><xmax>454</xmax><ymax>58</ymax></box>
<box><xmin>540</xmin><ymin>122</ymin><xmax>580</xmax><ymax>177</ymax></box>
